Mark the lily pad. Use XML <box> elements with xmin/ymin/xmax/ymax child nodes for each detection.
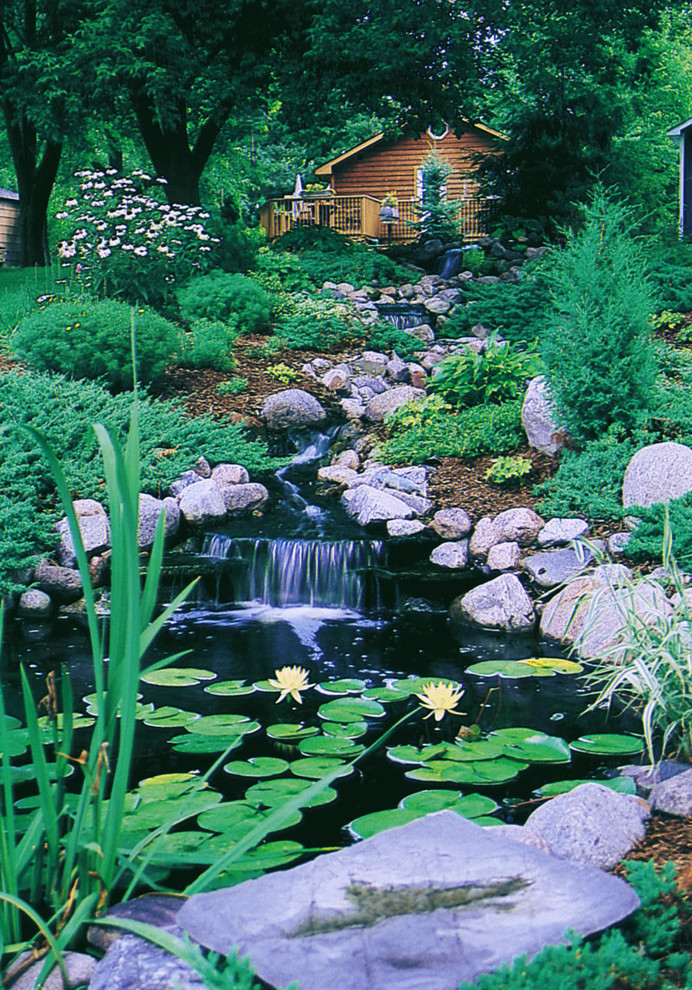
<box><xmin>569</xmin><ymin>733</ymin><xmax>644</xmax><ymax>757</ymax></box>
<box><xmin>168</xmin><ymin>734</ymin><xmax>244</xmax><ymax>755</ymax></box>
<box><xmin>387</xmin><ymin>744</ymin><xmax>431</xmax><ymax>765</ymax></box>
<box><xmin>142</xmin><ymin>707</ymin><xmax>200</xmax><ymax>728</ymax></box>
<box><xmin>223</xmin><ymin>757</ymin><xmax>290</xmax><ymax>778</ymax></box>
<box><xmin>348</xmin><ymin>808</ymin><xmax>419</xmax><ymax>840</ymax></box>
<box><xmin>244</xmin><ymin>778</ymin><xmax>338</xmax><ymax>808</ymax></box>
<box><xmin>429</xmin><ymin>739</ymin><xmax>506</xmax><ymax>763</ymax></box>
<box><xmin>391</xmin><ymin>676</ymin><xmax>462</xmax><ymax>696</ymax></box>
<box><xmin>488</xmin><ymin>728</ymin><xmax>571</xmax><ymax>764</ymax></box>
<box><xmin>123</xmin><ymin>792</ymin><xmax>222</xmax><ymax>830</ymax></box>
<box><xmin>465</xmin><ymin>660</ymin><xmax>552</xmax><ymax>679</ymax></box>
<box><xmin>405</xmin><ymin>757</ymin><xmax>527</xmax><ymax>786</ymax></box>
<box><xmin>298</xmin><ymin>736</ymin><xmax>365</xmax><ymax>759</ymax></box>
<box><xmin>290</xmin><ymin>757</ymin><xmax>353</xmax><ymax>780</ymax></box>
<box><xmin>362</xmin><ymin>686</ymin><xmax>410</xmax><ymax>703</ymax></box>
<box><xmin>197</xmin><ymin>800</ymin><xmax>302</xmax><ymax>835</ymax></box>
<box><xmin>36</xmin><ymin>714</ymin><xmax>95</xmax><ymax>733</ymax></box>
<box><xmin>317</xmin><ymin>697</ymin><xmax>386</xmax><ymax>723</ymax></box>
<box><xmin>520</xmin><ymin>657</ymin><xmax>583</xmax><ymax>674</ymax></box>
<box><xmin>137</xmin><ymin>772</ymin><xmax>200</xmax><ymax>799</ymax></box>
<box><xmin>204</xmin><ymin>680</ymin><xmax>256</xmax><ymax>697</ymax></box>
<box><xmin>534</xmin><ymin>777</ymin><xmax>637</xmax><ymax>798</ymax></box>
<box><xmin>322</xmin><ymin>720</ymin><xmax>369</xmax><ymax>739</ymax></box>
<box><xmin>317</xmin><ymin>679</ymin><xmax>367</xmax><ymax>695</ymax></box>
<box><xmin>266</xmin><ymin>723</ymin><xmax>319</xmax><ymax>742</ymax></box>
<box><xmin>399</xmin><ymin>790</ymin><xmax>499</xmax><ymax>819</ymax></box>
<box><xmin>185</xmin><ymin>715</ymin><xmax>260</xmax><ymax>737</ymax></box>
<box><xmin>141</xmin><ymin>667</ymin><xmax>217</xmax><ymax>687</ymax></box>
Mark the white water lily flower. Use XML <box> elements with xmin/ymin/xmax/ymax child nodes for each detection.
<box><xmin>415</xmin><ymin>681</ymin><xmax>464</xmax><ymax>721</ymax></box>
<box><xmin>268</xmin><ymin>665</ymin><xmax>314</xmax><ymax>704</ymax></box>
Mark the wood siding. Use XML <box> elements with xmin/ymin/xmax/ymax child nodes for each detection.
<box><xmin>0</xmin><ymin>198</ymin><xmax>21</xmax><ymax>266</ymax></box>
<box><xmin>330</xmin><ymin>128</ymin><xmax>497</xmax><ymax>202</ymax></box>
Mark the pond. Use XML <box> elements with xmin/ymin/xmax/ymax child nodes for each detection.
<box><xmin>2</xmin><ymin>430</ymin><xmax>643</xmax><ymax>894</ymax></box>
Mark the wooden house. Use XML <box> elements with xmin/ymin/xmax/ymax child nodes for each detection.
<box><xmin>259</xmin><ymin>122</ymin><xmax>502</xmax><ymax>243</ymax></box>
<box><xmin>0</xmin><ymin>188</ymin><xmax>20</xmax><ymax>265</ymax></box>
<box><xmin>668</xmin><ymin>117</ymin><xmax>692</xmax><ymax>239</ymax></box>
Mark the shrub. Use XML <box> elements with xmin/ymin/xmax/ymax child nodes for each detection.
<box><xmin>274</xmin><ymin>295</ymin><xmax>364</xmax><ymax>351</ymax></box>
<box><xmin>251</xmin><ymin>248</ymin><xmax>311</xmax><ymax>294</ymax></box>
<box><xmin>11</xmin><ymin>298</ymin><xmax>182</xmax><ymax>389</ymax></box>
<box><xmin>541</xmin><ymin>187</ymin><xmax>657</xmax><ymax>442</ymax></box>
<box><xmin>377</xmin><ymin>400</ymin><xmax>524</xmax><ymax>464</ymax></box>
<box><xmin>409</xmin><ymin>152</ymin><xmax>460</xmax><ymax>241</ymax></box>
<box><xmin>365</xmin><ymin>321</ymin><xmax>425</xmax><ymax>360</ymax></box>
<box><xmin>216</xmin><ymin>376</ymin><xmax>248</xmax><ymax>395</ymax></box>
<box><xmin>252</xmin><ymin>239</ymin><xmax>409</xmax><ymax>292</ymax></box>
<box><xmin>442</xmin><ymin>260</ymin><xmax>551</xmax><ymax>345</ymax></box>
<box><xmin>428</xmin><ymin>334</ymin><xmax>542</xmax><ymax>407</ymax></box>
<box><xmin>645</xmin><ymin>239</ymin><xmax>692</xmax><ymax>312</ymax></box>
<box><xmin>177</xmin><ymin>272</ymin><xmax>271</xmax><ymax>333</ymax></box>
<box><xmin>485</xmin><ymin>456</ymin><xmax>533</xmax><ymax>487</ymax></box>
<box><xmin>266</xmin><ymin>362</ymin><xmax>300</xmax><ymax>384</ymax></box>
<box><xmin>185</xmin><ymin>319</ymin><xmax>239</xmax><ymax>371</ymax></box>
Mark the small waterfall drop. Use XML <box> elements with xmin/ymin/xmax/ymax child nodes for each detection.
<box><xmin>202</xmin><ymin>535</ymin><xmax>383</xmax><ymax>612</ymax></box>
<box><xmin>375</xmin><ymin>303</ymin><xmax>429</xmax><ymax>330</ymax></box>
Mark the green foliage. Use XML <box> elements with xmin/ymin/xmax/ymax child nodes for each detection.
<box><xmin>378</xmin><ymin>401</ymin><xmax>524</xmax><ymax>465</ymax></box>
<box><xmin>410</xmin><ymin>153</ymin><xmax>459</xmax><ymax>241</ymax></box>
<box><xmin>429</xmin><ymin>335</ymin><xmax>542</xmax><ymax>408</ymax></box>
<box><xmin>542</xmin><ymin>187</ymin><xmax>657</xmax><ymax>442</ymax></box>
<box><xmin>0</xmin><ymin>370</ymin><xmax>276</xmax><ymax>593</ymax></box>
<box><xmin>365</xmin><ymin>321</ymin><xmax>425</xmax><ymax>360</ymax></box>
<box><xmin>274</xmin><ymin>296</ymin><xmax>364</xmax><ymax>351</ymax></box>
<box><xmin>0</xmin><ymin>266</ymin><xmax>73</xmax><ymax>338</ymax></box>
<box><xmin>216</xmin><ymin>376</ymin><xmax>248</xmax><ymax>396</ymax></box>
<box><xmin>185</xmin><ymin>319</ymin><xmax>240</xmax><ymax>372</ymax></box>
<box><xmin>646</xmin><ymin>240</ymin><xmax>692</xmax><ymax>313</ymax></box>
<box><xmin>253</xmin><ymin>240</ymin><xmax>409</xmax><ymax>294</ymax></box>
<box><xmin>11</xmin><ymin>299</ymin><xmax>183</xmax><ymax>390</ymax></box>
<box><xmin>267</xmin><ymin>363</ymin><xmax>300</xmax><ymax>384</ymax></box>
<box><xmin>485</xmin><ymin>456</ymin><xmax>533</xmax><ymax>487</ymax></box>
<box><xmin>251</xmin><ymin>249</ymin><xmax>311</xmax><ymax>294</ymax></box>
<box><xmin>177</xmin><ymin>272</ymin><xmax>271</xmax><ymax>333</ymax></box>
<box><xmin>622</xmin><ymin>860</ymin><xmax>686</xmax><ymax>958</ymax></box>
<box><xmin>442</xmin><ymin>261</ymin><xmax>552</xmax><ymax>345</ymax></box>
<box><xmin>623</xmin><ymin>493</ymin><xmax>692</xmax><ymax>570</ymax></box>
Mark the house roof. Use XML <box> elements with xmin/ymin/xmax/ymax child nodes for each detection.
<box><xmin>314</xmin><ymin>122</ymin><xmax>505</xmax><ymax>177</ymax></box>
<box><xmin>0</xmin><ymin>188</ymin><xmax>19</xmax><ymax>201</ymax></box>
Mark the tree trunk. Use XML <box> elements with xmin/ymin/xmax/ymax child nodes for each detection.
<box><xmin>2</xmin><ymin>103</ymin><xmax>62</xmax><ymax>267</ymax></box>
<box><xmin>130</xmin><ymin>87</ymin><xmax>224</xmax><ymax>205</ymax></box>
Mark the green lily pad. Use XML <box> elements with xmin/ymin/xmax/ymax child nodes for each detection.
<box><xmin>137</xmin><ymin>772</ymin><xmax>200</xmax><ymax>799</ymax></box>
<box><xmin>318</xmin><ymin>697</ymin><xmax>386</xmax><ymax>723</ymax></box>
<box><xmin>362</xmin><ymin>686</ymin><xmax>410</xmax><ymax>702</ymax></box>
<box><xmin>141</xmin><ymin>667</ymin><xmax>217</xmax><ymax>687</ymax></box>
<box><xmin>405</xmin><ymin>757</ymin><xmax>527</xmax><ymax>786</ymax></box>
<box><xmin>387</xmin><ymin>744</ymin><xmax>430</xmax><ymax>765</ymax></box>
<box><xmin>399</xmin><ymin>790</ymin><xmax>499</xmax><ymax>819</ymax></box>
<box><xmin>466</xmin><ymin>660</ymin><xmax>552</xmax><ymax>679</ymax></box>
<box><xmin>428</xmin><ymin>739</ymin><xmax>505</xmax><ymax>762</ymax></box>
<box><xmin>391</xmin><ymin>677</ymin><xmax>461</xmax><ymax>696</ymax></box>
<box><xmin>204</xmin><ymin>838</ymin><xmax>305</xmax><ymax>878</ymax></box>
<box><xmin>266</xmin><ymin>723</ymin><xmax>319</xmax><ymax>742</ymax></box>
<box><xmin>348</xmin><ymin>808</ymin><xmax>420</xmax><ymax>840</ymax></box>
<box><xmin>8</xmin><ymin>762</ymin><xmax>73</xmax><ymax>784</ymax></box>
<box><xmin>36</xmin><ymin>714</ymin><xmax>95</xmax><ymax>734</ymax></box>
<box><xmin>204</xmin><ymin>680</ymin><xmax>256</xmax><ymax>697</ymax></box>
<box><xmin>472</xmin><ymin>816</ymin><xmax>503</xmax><ymax>826</ymax></box>
<box><xmin>290</xmin><ymin>757</ymin><xmax>353</xmax><ymax>780</ymax></box>
<box><xmin>223</xmin><ymin>757</ymin><xmax>290</xmax><ymax>778</ymax></box>
<box><xmin>197</xmin><ymin>800</ymin><xmax>303</xmax><ymax>835</ymax></box>
<box><xmin>488</xmin><ymin>728</ymin><xmax>571</xmax><ymax>764</ymax></box>
<box><xmin>317</xmin><ymin>678</ymin><xmax>367</xmax><ymax>695</ymax></box>
<box><xmin>185</xmin><ymin>715</ymin><xmax>260</xmax><ymax>736</ymax></box>
<box><xmin>244</xmin><ymin>778</ymin><xmax>338</xmax><ymax>808</ymax></box>
<box><xmin>534</xmin><ymin>776</ymin><xmax>637</xmax><ymax>798</ymax></box>
<box><xmin>298</xmin><ymin>736</ymin><xmax>365</xmax><ymax>759</ymax></box>
<box><xmin>322</xmin><ymin>720</ymin><xmax>369</xmax><ymax>739</ymax></box>
<box><xmin>142</xmin><ymin>707</ymin><xmax>200</xmax><ymax>728</ymax></box>
<box><xmin>569</xmin><ymin>733</ymin><xmax>644</xmax><ymax>757</ymax></box>
<box><xmin>168</xmin><ymin>734</ymin><xmax>244</xmax><ymax>755</ymax></box>
<box><xmin>123</xmin><ymin>792</ymin><xmax>222</xmax><ymax>830</ymax></box>
<box><xmin>0</xmin><ymin>728</ymin><xmax>30</xmax><ymax>757</ymax></box>
<box><xmin>519</xmin><ymin>657</ymin><xmax>583</xmax><ymax>674</ymax></box>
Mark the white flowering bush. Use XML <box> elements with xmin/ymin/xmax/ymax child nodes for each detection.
<box><xmin>56</xmin><ymin>169</ymin><xmax>220</xmax><ymax>306</ymax></box>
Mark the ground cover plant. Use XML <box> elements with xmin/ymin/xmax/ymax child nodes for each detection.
<box><xmin>177</xmin><ymin>272</ymin><xmax>271</xmax><ymax>333</ymax></box>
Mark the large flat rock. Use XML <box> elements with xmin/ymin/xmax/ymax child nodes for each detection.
<box><xmin>178</xmin><ymin>813</ymin><xmax>638</xmax><ymax>990</ymax></box>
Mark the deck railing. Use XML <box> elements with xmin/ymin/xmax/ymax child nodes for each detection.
<box><xmin>259</xmin><ymin>194</ymin><xmax>494</xmax><ymax>243</ymax></box>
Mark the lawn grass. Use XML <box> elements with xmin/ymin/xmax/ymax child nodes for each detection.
<box><xmin>0</xmin><ymin>264</ymin><xmax>71</xmax><ymax>340</ymax></box>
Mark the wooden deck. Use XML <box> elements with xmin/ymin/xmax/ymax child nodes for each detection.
<box><xmin>259</xmin><ymin>195</ymin><xmax>493</xmax><ymax>243</ymax></box>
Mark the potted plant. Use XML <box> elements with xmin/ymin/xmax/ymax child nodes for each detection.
<box><xmin>379</xmin><ymin>192</ymin><xmax>399</xmax><ymax>221</ymax></box>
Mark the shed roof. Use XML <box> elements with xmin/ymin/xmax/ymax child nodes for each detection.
<box><xmin>668</xmin><ymin>117</ymin><xmax>692</xmax><ymax>141</ymax></box>
<box><xmin>0</xmin><ymin>188</ymin><xmax>19</xmax><ymax>201</ymax></box>
<box><xmin>314</xmin><ymin>122</ymin><xmax>505</xmax><ymax>177</ymax></box>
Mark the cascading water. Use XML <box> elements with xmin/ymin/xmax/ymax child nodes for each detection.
<box><xmin>375</xmin><ymin>303</ymin><xmax>429</xmax><ymax>330</ymax></box>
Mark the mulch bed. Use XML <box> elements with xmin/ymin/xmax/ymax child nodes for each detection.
<box><xmin>619</xmin><ymin>814</ymin><xmax>692</xmax><ymax>894</ymax></box>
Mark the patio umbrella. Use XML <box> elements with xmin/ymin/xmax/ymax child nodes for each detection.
<box><xmin>291</xmin><ymin>174</ymin><xmax>304</xmax><ymax>219</ymax></box>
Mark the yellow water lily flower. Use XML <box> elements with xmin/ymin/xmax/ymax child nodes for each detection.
<box><xmin>415</xmin><ymin>681</ymin><xmax>464</xmax><ymax>721</ymax></box>
<box><xmin>268</xmin><ymin>665</ymin><xmax>314</xmax><ymax>704</ymax></box>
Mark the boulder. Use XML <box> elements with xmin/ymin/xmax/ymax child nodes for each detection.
<box><xmin>450</xmin><ymin>574</ymin><xmax>536</xmax><ymax>632</ymax></box>
<box><xmin>364</xmin><ymin>386</ymin><xmax>425</xmax><ymax>423</ymax></box>
<box><xmin>386</xmin><ymin>355</ymin><xmax>409</xmax><ymax>383</ymax></box>
<box><xmin>341</xmin><ymin>485</ymin><xmax>414</xmax><ymax>526</ymax></box>
<box><xmin>537</xmin><ymin>517</ymin><xmax>590</xmax><ymax>547</ymax></box>
<box><xmin>649</xmin><ymin>768</ymin><xmax>692</xmax><ymax>817</ymax></box>
<box><xmin>178</xmin><ymin>480</ymin><xmax>227</xmax><ymax>527</ymax></box>
<box><xmin>523</xmin><ymin>546</ymin><xmax>594</xmax><ymax>589</ymax></box>
<box><xmin>262</xmin><ymin>389</ymin><xmax>326</xmax><ymax>430</ymax></box>
<box><xmin>487</xmin><ymin>541</ymin><xmax>522</xmax><ymax>572</ymax></box>
<box><xmin>431</xmin><ymin>508</ymin><xmax>472</xmax><ymax>540</ymax></box>
<box><xmin>322</xmin><ymin>367</ymin><xmax>351</xmax><ymax>391</ymax></box>
<box><xmin>335</xmin><ymin>449</ymin><xmax>360</xmax><ymax>471</ymax></box>
<box><xmin>210</xmin><ymin>463</ymin><xmax>250</xmax><ymax>487</ymax></box>
<box><xmin>33</xmin><ymin>560</ymin><xmax>83</xmax><ymax>603</ymax></box>
<box><xmin>350</xmin><ymin>351</ymin><xmax>389</xmax><ymax>376</ymax></box>
<box><xmin>521</xmin><ymin>375</ymin><xmax>563</xmax><ymax>456</ymax></box>
<box><xmin>9</xmin><ymin>951</ymin><xmax>97</xmax><ymax>990</ymax></box>
<box><xmin>17</xmin><ymin>588</ymin><xmax>52</xmax><ymax>619</ymax></box>
<box><xmin>340</xmin><ymin>398</ymin><xmax>366</xmax><ymax>419</ymax></box>
<box><xmin>430</xmin><ymin>541</ymin><xmax>469</xmax><ymax>569</ymax></box>
<box><xmin>469</xmin><ymin>516</ymin><xmax>503</xmax><ymax>559</ymax></box>
<box><xmin>405</xmin><ymin>323</ymin><xmax>435</xmax><ymax>343</ymax></box>
<box><xmin>389</xmin><ymin>491</ymin><xmax>434</xmax><ymax>516</ymax></box>
<box><xmin>178</xmin><ymin>813</ymin><xmax>639</xmax><ymax>990</ymax></box>
<box><xmin>56</xmin><ymin>499</ymin><xmax>110</xmax><ymax>568</ymax></box>
<box><xmin>622</xmin><ymin>441</ymin><xmax>692</xmax><ymax>513</ymax></box>
<box><xmin>523</xmin><ymin>783</ymin><xmax>649</xmax><ymax>870</ymax></box>
<box><xmin>317</xmin><ymin>465</ymin><xmax>358</xmax><ymax>488</ymax></box>
<box><xmin>89</xmin><ymin>935</ymin><xmax>204</xmax><ymax>990</ymax></box>
<box><xmin>169</xmin><ymin>469</ymin><xmax>202</xmax><ymax>498</ymax></box>
<box><xmin>494</xmin><ymin>507</ymin><xmax>544</xmax><ymax>546</ymax></box>
<box><xmin>222</xmin><ymin>482</ymin><xmax>269</xmax><ymax>517</ymax></box>
<box><xmin>386</xmin><ymin>519</ymin><xmax>426</xmax><ymax>537</ymax></box>
<box><xmin>137</xmin><ymin>493</ymin><xmax>180</xmax><ymax>548</ymax></box>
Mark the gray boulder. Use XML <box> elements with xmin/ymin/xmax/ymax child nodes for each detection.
<box><xmin>222</xmin><ymin>482</ymin><xmax>269</xmax><ymax>517</ymax></box>
<box><xmin>523</xmin><ymin>783</ymin><xmax>649</xmax><ymax>870</ymax></box>
<box><xmin>521</xmin><ymin>375</ymin><xmax>563</xmax><ymax>456</ymax></box>
<box><xmin>351</xmin><ymin>351</ymin><xmax>389</xmax><ymax>375</ymax></box>
<box><xmin>137</xmin><ymin>493</ymin><xmax>180</xmax><ymax>548</ymax></box>
<box><xmin>364</xmin><ymin>385</ymin><xmax>425</xmax><ymax>423</ymax></box>
<box><xmin>17</xmin><ymin>588</ymin><xmax>52</xmax><ymax>619</ymax></box>
<box><xmin>317</xmin><ymin>465</ymin><xmax>358</xmax><ymax>487</ymax></box>
<box><xmin>178</xmin><ymin>812</ymin><xmax>639</xmax><ymax>990</ymax></box>
<box><xmin>386</xmin><ymin>519</ymin><xmax>426</xmax><ymax>537</ymax></box>
<box><xmin>537</xmin><ymin>517</ymin><xmax>590</xmax><ymax>547</ymax></box>
<box><xmin>451</xmin><ymin>574</ymin><xmax>536</xmax><ymax>632</ymax></box>
<box><xmin>56</xmin><ymin>499</ymin><xmax>110</xmax><ymax>568</ymax></box>
<box><xmin>262</xmin><ymin>389</ymin><xmax>326</xmax><ymax>430</ymax></box>
<box><xmin>622</xmin><ymin>441</ymin><xmax>692</xmax><ymax>511</ymax></box>
<box><xmin>431</xmin><ymin>508</ymin><xmax>472</xmax><ymax>540</ymax></box>
<box><xmin>430</xmin><ymin>541</ymin><xmax>469</xmax><ymax>569</ymax></box>
<box><xmin>494</xmin><ymin>507</ymin><xmax>544</xmax><ymax>546</ymax></box>
<box><xmin>523</xmin><ymin>546</ymin><xmax>594</xmax><ymax>589</ymax></box>
<box><xmin>33</xmin><ymin>560</ymin><xmax>83</xmax><ymax>603</ymax></box>
<box><xmin>89</xmin><ymin>935</ymin><xmax>204</xmax><ymax>990</ymax></box>
<box><xmin>469</xmin><ymin>516</ymin><xmax>503</xmax><ymax>559</ymax></box>
<box><xmin>8</xmin><ymin>951</ymin><xmax>97</xmax><ymax>990</ymax></box>
<box><xmin>178</xmin><ymin>480</ymin><xmax>227</xmax><ymax>527</ymax></box>
<box><xmin>342</xmin><ymin>485</ymin><xmax>414</xmax><ymax>526</ymax></box>
<box><xmin>649</xmin><ymin>768</ymin><xmax>692</xmax><ymax>817</ymax></box>
<box><xmin>210</xmin><ymin>463</ymin><xmax>250</xmax><ymax>488</ymax></box>
<box><xmin>487</xmin><ymin>541</ymin><xmax>522</xmax><ymax>572</ymax></box>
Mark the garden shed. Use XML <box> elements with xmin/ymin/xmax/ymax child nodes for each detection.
<box><xmin>260</xmin><ymin>123</ymin><xmax>503</xmax><ymax>243</ymax></box>
<box><xmin>0</xmin><ymin>188</ymin><xmax>20</xmax><ymax>266</ymax></box>
<box><xmin>668</xmin><ymin>116</ymin><xmax>692</xmax><ymax>238</ymax></box>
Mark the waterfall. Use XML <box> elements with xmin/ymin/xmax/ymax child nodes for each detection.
<box><xmin>202</xmin><ymin>536</ymin><xmax>383</xmax><ymax>611</ymax></box>
<box><xmin>375</xmin><ymin>303</ymin><xmax>428</xmax><ymax>331</ymax></box>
